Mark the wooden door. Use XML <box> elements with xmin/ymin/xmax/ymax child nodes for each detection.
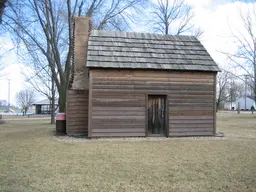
<box><xmin>148</xmin><ymin>96</ymin><xmax>166</xmax><ymax>136</ymax></box>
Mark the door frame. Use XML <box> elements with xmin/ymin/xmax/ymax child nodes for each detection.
<box><xmin>145</xmin><ymin>94</ymin><xmax>169</xmax><ymax>137</ymax></box>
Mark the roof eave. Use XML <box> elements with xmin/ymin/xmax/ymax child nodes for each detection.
<box><xmin>87</xmin><ymin>66</ymin><xmax>220</xmax><ymax>73</ymax></box>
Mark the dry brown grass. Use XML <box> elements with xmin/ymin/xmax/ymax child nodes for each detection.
<box><xmin>2</xmin><ymin>115</ymin><xmax>50</xmax><ymax>120</ymax></box>
<box><xmin>0</xmin><ymin>113</ymin><xmax>255</xmax><ymax>192</ymax></box>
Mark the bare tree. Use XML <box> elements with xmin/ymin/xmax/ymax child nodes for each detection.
<box><xmin>216</xmin><ymin>68</ymin><xmax>244</xmax><ymax>110</ymax></box>
<box><xmin>19</xmin><ymin>40</ymin><xmax>57</xmax><ymax>123</ymax></box>
<box><xmin>16</xmin><ymin>88</ymin><xmax>35</xmax><ymax>115</ymax></box>
<box><xmin>148</xmin><ymin>0</ymin><xmax>202</xmax><ymax>36</ymax></box>
<box><xmin>23</xmin><ymin>66</ymin><xmax>57</xmax><ymax>124</ymax></box>
<box><xmin>3</xmin><ymin>0</ymin><xmax>146</xmax><ymax>113</ymax></box>
<box><xmin>216</xmin><ymin>71</ymin><xmax>230</xmax><ymax>111</ymax></box>
<box><xmin>220</xmin><ymin>0</ymin><xmax>256</xmax><ymax>104</ymax></box>
<box><xmin>226</xmin><ymin>80</ymin><xmax>242</xmax><ymax>109</ymax></box>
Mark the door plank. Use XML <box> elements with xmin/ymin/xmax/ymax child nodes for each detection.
<box><xmin>148</xmin><ymin>95</ymin><xmax>166</xmax><ymax>135</ymax></box>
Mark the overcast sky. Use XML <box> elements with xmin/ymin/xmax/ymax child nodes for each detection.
<box><xmin>0</xmin><ymin>0</ymin><xmax>254</xmax><ymax>105</ymax></box>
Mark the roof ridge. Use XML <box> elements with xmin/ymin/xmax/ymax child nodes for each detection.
<box><xmin>90</xmin><ymin>30</ymin><xmax>198</xmax><ymax>41</ymax></box>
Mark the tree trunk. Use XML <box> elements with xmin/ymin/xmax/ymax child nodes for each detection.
<box><xmin>51</xmin><ymin>99</ymin><xmax>55</xmax><ymax>124</ymax></box>
<box><xmin>58</xmin><ymin>84</ymin><xmax>67</xmax><ymax>113</ymax></box>
<box><xmin>253</xmin><ymin>42</ymin><xmax>256</xmax><ymax>114</ymax></box>
<box><xmin>165</xmin><ymin>22</ymin><xmax>168</xmax><ymax>34</ymax></box>
<box><xmin>254</xmin><ymin>66</ymin><xmax>256</xmax><ymax>108</ymax></box>
<box><xmin>50</xmin><ymin>75</ymin><xmax>55</xmax><ymax>124</ymax></box>
<box><xmin>216</xmin><ymin>97</ymin><xmax>221</xmax><ymax>112</ymax></box>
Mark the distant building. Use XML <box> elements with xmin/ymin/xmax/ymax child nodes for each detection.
<box><xmin>236</xmin><ymin>96</ymin><xmax>256</xmax><ymax>110</ymax></box>
<box><xmin>32</xmin><ymin>99</ymin><xmax>58</xmax><ymax>114</ymax></box>
<box><xmin>223</xmin><ymin>102</ymin><xmax>237</xmax><ymax>110</ymax></box>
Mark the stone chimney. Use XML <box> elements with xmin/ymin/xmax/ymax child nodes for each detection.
<box><xmin>71</xmin><ymin>17</ymin><xmax>91</xmax><ymax>90</ymax></box>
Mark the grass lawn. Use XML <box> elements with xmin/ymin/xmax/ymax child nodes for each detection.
<box><xmin>0</xmin><ymin>113</ymin><xmax>255</xmax><ymax>192</ymax></box>
<box><xmin>1</xmin><ymin>115</ymin><xmax>50</xmax><ymax>120</ymax></box>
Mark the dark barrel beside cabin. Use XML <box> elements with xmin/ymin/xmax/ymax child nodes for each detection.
<box><xmin>56</xmin><ymin>113</ymin><xmax>66</xmax><ymax>135</ymax></box>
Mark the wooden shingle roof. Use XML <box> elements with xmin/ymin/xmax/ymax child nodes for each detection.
<box><xmin>86</xmin><ymin>30</ymin><xmax>220</xmax><ymax>72</ymax></box>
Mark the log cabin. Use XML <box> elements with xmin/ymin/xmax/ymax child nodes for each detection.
<box><xmin>66</xmin><ymin>17</ymin><xmax>220</xmax><ymax>137</ymax></box>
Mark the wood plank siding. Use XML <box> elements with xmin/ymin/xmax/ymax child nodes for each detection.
<box><xmin>67</xmin><ymin>90</ymin><xmax>89</xmax><ymax>135</ymax></box>
<box><xmin>89</xmin><ymin>69</ymin><xmax>216</xmax><ymax>137</ymax></box>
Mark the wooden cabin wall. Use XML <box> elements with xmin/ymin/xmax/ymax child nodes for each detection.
<box><xmin>66</xmin><ymin>90</ymin><xmax>89</xmax><ymax>135</ymax></box>
<box><xmin>89</xmin><ymin>69</ymin><xmax>216</xmax><ymax>137</ymax></box>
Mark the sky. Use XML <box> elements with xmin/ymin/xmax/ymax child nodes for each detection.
<box><xmin>0</xmin><ymin>0</ymin><xmax>254</xmax><ymax>105</ymax></box>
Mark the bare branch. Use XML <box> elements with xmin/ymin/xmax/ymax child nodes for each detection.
<box><xmin>4</xmin><ymin>0</ymin><xmax>146</xmax><ymax>113</ymax></box>
<box><xmin>148</xmin><ymin>0</ymin><xmax>199</xmax><ymax>35</ymax></box>
<box><xmin>16</xmin><ymin>88</ymin><xmax>36</xmax><ymax>114</ymax></box>
<box><xmin>222</xmin><ymin>2</ymin><xmax>256</xmax><ymax>100</ymax></box>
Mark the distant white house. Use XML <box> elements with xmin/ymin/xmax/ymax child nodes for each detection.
<box><xmin>224</xmin><ymin>102</ymin><xmax>237</xmax><ymax>110</ymax></box>
<box><xmin>236</xmin><ymin>96</ymin><xmax>256</xmax><ymax>110</ymax></box>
